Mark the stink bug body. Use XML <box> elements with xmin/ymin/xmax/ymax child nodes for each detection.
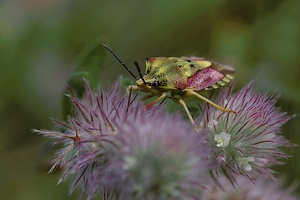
<box><xmin>103</xmin><ymin>44</ymin><xmax>235</xmax><ymax>128</ymax></box>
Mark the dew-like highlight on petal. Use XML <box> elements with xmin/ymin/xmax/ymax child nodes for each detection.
<box><xmin>214</xmin><ymin>132</ymin><xmax>231</xmax><ymax>147</ymax></box>
<box><xmin>237</xmin><ymin>156</ymin><xmax>255</xmax><ymax>172</ymax></box>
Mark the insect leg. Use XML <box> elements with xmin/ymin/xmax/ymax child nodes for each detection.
<box><xmin>170</xmin><ymin>96</ymin><xmax>197</xmax><ymax>130</ymax></box>
<box><xmin>185</xmin><ymin>89</ymin><xmax>236</xmax><ymax>114</ymax></box>
<box><xmin>145</xmin><ymin>92</ymin><xmax>167</xmax><ymax>110</ymax></box>
<box><xmin>126</xmin><ymin>85</ymin><xmax>139</xmax><ymax>95</ymax></box>
<box><xmin>142</xmin><ymin>93</ymin><xmax>156</xmax><ymax>101</ymax></box>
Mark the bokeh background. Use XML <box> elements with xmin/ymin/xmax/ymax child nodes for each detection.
<box><xmin>1</xmin><ymin>0</ymin><xmax>300</xmax><ymax>199</ymax></box>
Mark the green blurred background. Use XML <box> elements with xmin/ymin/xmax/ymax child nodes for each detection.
<box><xmin>1</xmin><ymin>0</ymin><xmax>300</xmax><ymax>199</ymax></box>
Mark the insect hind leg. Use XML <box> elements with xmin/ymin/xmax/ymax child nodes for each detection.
<box><xmin>171</xmin><ymin>96</ymin><xmax>199</xmax><ymax>132</ymax></box>
<box><xmin>185</xmin><ymin>89</ymin><xmax>236</xmax><ymax>114</ymax></box>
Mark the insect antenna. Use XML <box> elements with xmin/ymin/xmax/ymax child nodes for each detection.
<box><xmin>102</xmin><ymin>43</ymin><xmax>138</xmax><ymax>80</ymax></box>
<box><xmin>134</xmin><ymin>61</ymin><xmax>147</xmax><ymax>85</ymax></box>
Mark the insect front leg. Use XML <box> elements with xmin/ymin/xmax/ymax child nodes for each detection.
<box><xmin>142</xmin><ymin>93</ymin><xmax>156</xmax><ymax>101</ymax></box>
<box><xmin>145</xmin><ymin>92</ymin><xmax>168</xmax><ymax>110</ymax></box>
<box><xmin>185</xmin><ymin>89</ymin><xmax>236</xmax><ymax>114</ymax></box>
<box><xmin>126</xmin><ymin>85</ymin><xmax>139</xmax><ymax>95</ymax></box>
<box><xmin>170</xmin><ymin>96</ymin><xmax>198</xmax><ymax>131</ymax></box>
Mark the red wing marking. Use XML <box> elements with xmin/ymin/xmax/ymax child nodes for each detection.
<box><xmin>186</xmin><ymin>68</ymin><xmax>224</xmax><ymax>90</ymax></box>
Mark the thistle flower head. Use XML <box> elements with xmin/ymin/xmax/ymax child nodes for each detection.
<box><xmin>103</xmin><ymin>111</ymin><xmax>210</xmax><ymax>199</ymax></box>
<box><xmin>198</xmin><ymin>81</ymin><xmax>294</xmax><ymax>182</ymax></box>
<box><xmin>34</xmin><ymin>80</ymin><xmax>150</xmax><ymax>198</ymax></box>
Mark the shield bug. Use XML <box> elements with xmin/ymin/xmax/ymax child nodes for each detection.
<box><xmin>103</xmin><ymin>44</ymin><xmax>235</xmax><ymax>129</ymax></box>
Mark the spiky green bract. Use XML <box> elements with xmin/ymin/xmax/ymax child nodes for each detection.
<box><xmin>103</xmin><ymin>112</ymin><xmax>210</xmax><ymax>200</ymax></box>
<box><xmin>34</xmin><ymin>79</ymin><xmax>210</xmax><ymax>200</ymax></box>
<box><xmin>201</xmin><ymin>175</ymin><xmax>297</xmax><ymax>200</ymax></box>
<box><xmin>197</xmin><ymin>81</ymin><xmax>294</xmax><ymax>183</ymax></box>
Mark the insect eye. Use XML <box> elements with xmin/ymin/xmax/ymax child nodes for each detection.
<box><xmin>151</xmin><ymin>81</ymin><xmax>159</xmax><ymax>87</ymax></box>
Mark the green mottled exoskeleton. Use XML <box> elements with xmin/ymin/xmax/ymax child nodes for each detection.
<box><xmin>103</xmin><ymin>44</ymin><xmax>235</xmax><ymax>129</ymax></box>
